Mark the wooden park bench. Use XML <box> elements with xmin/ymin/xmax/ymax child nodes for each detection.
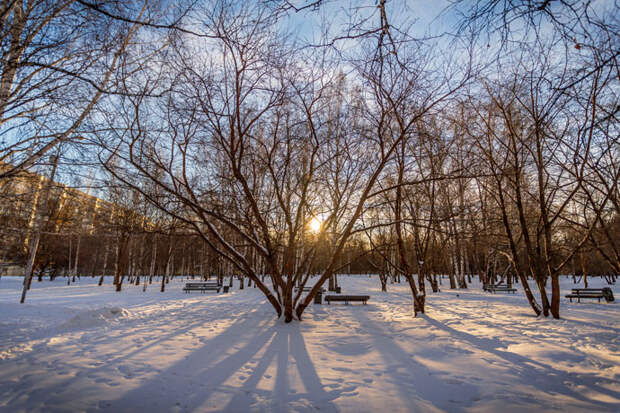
<box><xmin>183</xmin><ymin>281</ymin><xmax>221</xmax><ymax>293</ymax></box>
<box><xmin>484</xmin><ymin>284</ymin><xmax>517</xmax><ymax>294</ymax></box>
<box><xmin>565</xmin><ymin>288</ymin><xmax>615</xmax><ymax>303</ymax></box>
<box><xmin>325</xmin><ymin>295</ymin><xmax>369</xmax><ymax>305</ymax></box>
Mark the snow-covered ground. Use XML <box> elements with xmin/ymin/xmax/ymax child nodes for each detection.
<box><xmin>0</xmin><ymin>275</ymin><xmax>618</xmax><ymax>412</ymax></box>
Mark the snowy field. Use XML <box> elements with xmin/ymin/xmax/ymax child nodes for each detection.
<box><xmin>0</xmin><ymin>275</ymin><xmax>618</xmax><ymax>413</ymax></box>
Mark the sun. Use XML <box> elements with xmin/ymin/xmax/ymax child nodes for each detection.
<box><xmin>309</xmin><ymin>217</ymin><xmax>322</xmax><ymax>233</ymax></box>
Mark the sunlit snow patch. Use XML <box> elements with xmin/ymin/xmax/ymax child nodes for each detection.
<box><xmin>58</xmin><ymin>307</ymin><xmax>130</xmax><ymax>331</ymax></box>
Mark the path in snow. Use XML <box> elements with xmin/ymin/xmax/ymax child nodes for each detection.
<box><xmin>0</xmin><ymin>275</ymin><xmax>618</xmax><ymax>412</ymax></box>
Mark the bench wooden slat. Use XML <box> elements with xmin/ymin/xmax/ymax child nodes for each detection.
<box><xmin>568</xmin><ymin>287</ymin><xmax>614</xmax><ymax>302</ymax></box>
<box><xmin>183</xmin><ymin>287</ymin><xmax>220</xmax><ymax>289</ymax></box>
<box><xmin>184</xmin><ymin>286</ymin><xmax>220</xmax><ymax>289</ymax></box>
<box><xmin>485</xmin><ymin>286</ymin><xmax>517</xmax><ymax>294</ymax></box>
<box><xmin>183</xmin><ymin>282</ymin><xmax>221</xmax><ymax>293</ymax></box>
<box><xmin>324</xmin><ymin>295</ymin><xmax>369</xmax><ymax>305</ymax></box>
<box><xmin>565</xmin><ymin>293</ymin><xmax>603</xmax><ymax>303</ymax></box>
<box><xmin>185</xmin><ymin>284</ymin><xmax>220</xmax><ymax>287</ymax></box>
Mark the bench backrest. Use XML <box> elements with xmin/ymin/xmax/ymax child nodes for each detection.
<box><xmin>326</xmin><ymin>295</ymin><xmax>369</xmax><ymax>300</ymax></box>
<box><xmin>570</xmin><ymin>288</ymin><xmax>614</xmax><ymax>301</ymax></box>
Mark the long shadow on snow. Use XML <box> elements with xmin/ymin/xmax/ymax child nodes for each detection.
<box><xmin>1</xmin><ymin>301</ymin><xmax>272</xmax><ymax>412</ymax></box>
<box><xmin>98</xmin><ymin>313</ymin><xmax>275</xmax><ymax>412</ymax></box>
<box><xmin>222</xmin><ymin>323</ymin><xmax>340</xmax><ymax>412</ymax></box>
<box><xmin>100</xmin><ymin>308</ymin><xmax>340</xmax><ymax>412</ymax></box>
<box><xmin>421</xmin><ymin>314</ymin><xmax>620</xmax><ymax>411</ymax></box>
<box><xmin>72</xmin><ymin>293</ymin><xmax>253</xmax><ymax>362</ymax></box>
<box><xmin>432</xmin><ymin>297</ymin><xmax>620</xmax><ymax>334</ymax></box>
<box><xmin>429</xmin><ymin>300</ymin><xmax>620</xmax><ymax>353</ymax></box>
<box><xmin>349</xmin><ymin>305</ymin><xmax>480</xmax><ymax>413</ymax></box>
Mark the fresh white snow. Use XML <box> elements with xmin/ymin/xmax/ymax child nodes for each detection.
<box><xmin>0</xmin><ymin>275</ymin><xmax>618</xmax><ymax>412</ymax></box>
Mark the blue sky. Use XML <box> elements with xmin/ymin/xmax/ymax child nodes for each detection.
<box><xmin>282</xmin><ymin>0</ymin><xmax>454</xmax><ymax>45</ymax></box>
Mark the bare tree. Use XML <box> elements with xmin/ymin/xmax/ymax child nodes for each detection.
<box><xmin>94</xmin><ymin>0</ymin><xmax>471</xmax><ymax>321</ymax></box>
<box><xmin>464</xmin><ymin>33</ymin><xmax>616</xmax><ymax>318</ymax></box>
<box><xmin>0</xmin><ymin>0</ymin><xmax>160</xmax><ymax>179</ymax></box>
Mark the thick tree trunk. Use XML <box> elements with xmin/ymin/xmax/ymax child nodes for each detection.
<box><xmin>379</xmin><ymin>272</ymin><xmax>387</xmax><ymax>292</ymax></box>
<box><xmin>550</xmin><ymin>274</ymin><xmax>560</xmax><ymax>319</ymax></box>
<box><xmin>495</xmin><ymin>173</ymin><xmax>542</xmax><ymax>316</ymax></box>
<box><xmin>536</xmin><ymin>276</ymin><xmax>551</xmax><ymax>317</ymax></box>
<box><xmin>20</xmin><ymin>232</ymin><xmax>40</xmax><ymax>303</ymax></box>
<box><xmin>283</xmin><ymin>285</ymin><xmax>294</xmax><ymax>322</ymax></box>
<box><xmin>427</xmin><ymin>273</ymin><xmax>439</xmax><ymax>293</ymax></box>
<box><xmin>448</xmin><ymin>275</ymin><xmax>456</xmax><ymax>289</ymax></box>
<box><xmin>394</xmin><ymin>144</ymin><xmax>424</xmax><ymax>316</ymax></box>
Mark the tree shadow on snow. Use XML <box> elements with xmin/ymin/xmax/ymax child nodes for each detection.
<box><xmin>421</xmin><ymin>314</ymin><xmax>620</xmax><ymax>411</ymax></box>
<box><xmin>0</xmin><ymin>306</ymin><xmax>251</xmax><ymax>410</ymax></box>
<box><xmin>349</xmin><ymin>307</ymin><xmax>480</xmax><ymax>413</ymax></box>
<box><xmin>98</xmin><ymin>311</ymin><xmax>340</xmax><ymax>412</ymax></box>
<box><xmin>222</xmin><ymin>324</ymin><xmax>341</xmax><ymax>412</ymax></box>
